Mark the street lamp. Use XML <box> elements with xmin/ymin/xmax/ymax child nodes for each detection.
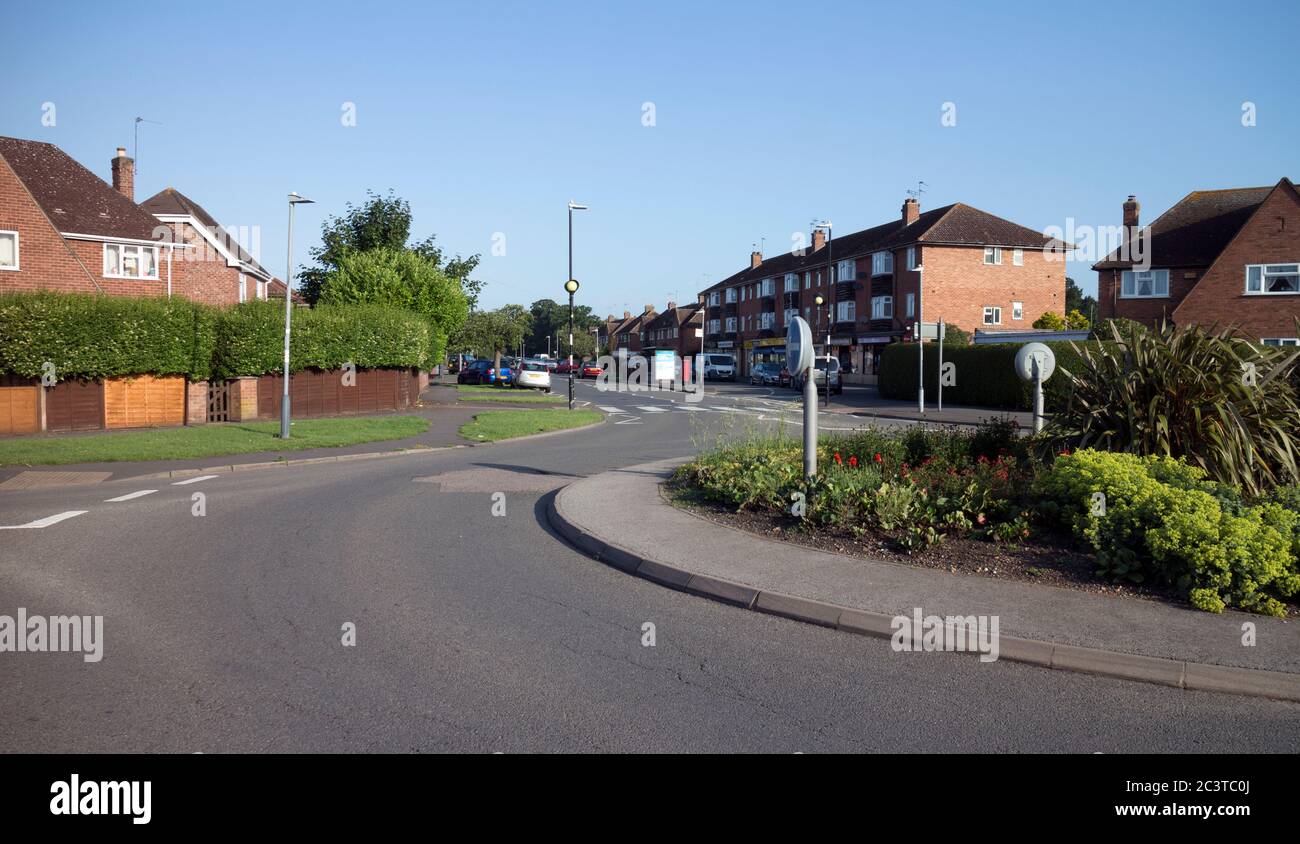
<box><xmin>916</xmin><ymin>263</ymin><xmax>925</xmax><ymax>414</ymax></box>
<box><xmin>565</xmin><ymin>277</ymin><xmax>580</xmax><ymax>410</ymax></box>
<box><xmin>814</xmin><ymin>293</ymin><xmax>832</xmax><ymax>406</ymax></box>
<box><xmin>566</xmin><ymin>201</ymin><xmax>588</xmax><ymax>410</ymax></box>
<box><xmin>279</xmin><ymin>192</ymin><xmax>314</xmax><ymax>439</ymax></box>
<box><xmin>813</xmin><ymin>221</ymin><xmax>833</xmax><ymax>407</ymax></box>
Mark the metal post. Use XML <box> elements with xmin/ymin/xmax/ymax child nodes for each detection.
<box><xmin>917</xmin><ymin>266</ymin><xmax>925</xmax><ymax>414</ymax></box>
<box><xmin>568</xmin><ymin>290</ymin><xmax>575</xmax><ymax>411</ymax></box>
<box><xmin>279</xmin><ymin>200</ymin><xmax>295</xmax><ymax>439</ymax></box>
<box><xmin>803</xmin><ymin>368</ymin><xmax>818</xmax><ymax>479</ymax></box>
<box><xmin>937</xmin><ymin>317</ymin><xmax>944</xmax><ymax>412</ymax></box>
<box><xmin>825</xmin><ymin>233</ymin><xmax>832</xmax><ymax>408</ymax></box>
<box><xmin>1033</xmin><ymin>364</ymin><xmax>1044</xmax><ymax>434</ymax></box>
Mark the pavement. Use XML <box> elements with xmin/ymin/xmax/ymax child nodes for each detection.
<box><xmin>548</xmin><ymin>458</ymin><xmax>1300</xmax><ymax>701</ymax></box>
<box><xmin>3</xmin><ymin>376</ymin><xmax>1298</xmax><ymax>752</ymax></box>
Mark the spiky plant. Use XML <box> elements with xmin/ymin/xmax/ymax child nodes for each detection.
<box><xmin>1046</xmin><ymin>319</ymin><xmax>1300</xmax><ymax>496</ymax></box>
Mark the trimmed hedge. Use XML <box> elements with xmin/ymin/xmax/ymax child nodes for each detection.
<box><xmin>0</xmin><ymin>292</ymin><xmax>217</xmax><ymax>381</ymax></box>
<box><xmin>0</xmin><ymin>292</ymin><xmax>429</xmax><ymax>383</ymax></box>
<box><xmin>878</xmin><ymin>341</ymin><xmax>1095</xmax><ymax>411</ymax></box>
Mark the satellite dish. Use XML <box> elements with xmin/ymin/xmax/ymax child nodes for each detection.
<box><xmin>1014</xmin><ymin>342</ymin><xmax>1056</xmax><ymax>382</ymax></box>
<box><xmin>787</xmin><ymin>317</ymin><xmax>813</xmax><ymax>375</ymax></box>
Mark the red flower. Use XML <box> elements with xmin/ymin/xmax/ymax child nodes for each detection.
<box><xmin>833</xmin><ymin>452</ymin><xmax>842</xmax><ymax>465</ymax></box>
<box><xmin>1059</xmin><ymin>449</ymin><xmax>1072</xmax><ymax>457</ymax></box>
<box><xmin>874</xmin><ymin>453</ymin><xmax>883</xmax><ymax>463</ymax></box>
<box><xmin>976</xmin><ymin>513</ymin><xmax>986</xmax><ymax>525</ymax></box>
<box><xmin>849</xmin><ymin>456</ymin><xmax>858</xmax><ymax>468</ymax></box>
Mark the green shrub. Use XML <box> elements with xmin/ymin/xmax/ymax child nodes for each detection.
<box><xmin>1045</xmin><ymin>320</ymin><xmax>1300</xmax><ymax>496</ymax></box>
<box><xmin>0</xmin><ymin>291</ymin><xmax>217</xmax><ymax>380</ymax></box>
<box><xmin>1036</xmin><ymin>449</ymin><xmax>1300</xmax><ymax>615</ymax></box>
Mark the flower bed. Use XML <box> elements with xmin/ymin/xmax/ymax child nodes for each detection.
<box><xmin>672</xmin><ymin>422</ymin><xmax>1300</xmax><ymax>617</ymax></box>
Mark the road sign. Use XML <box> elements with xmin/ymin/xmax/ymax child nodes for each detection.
<box><xmin>1014</xmin><ymin>342</ymin><xmax>1056</xmax><ymax>382</ymax></box>
<box><xmin>787</xmin><ymin>317</ymin><xmax>813</xmax><ymax>376</ymax></box>
<box><xmin>911</xmin><ymin>321</ymin><xmax>945</xmax><ymax>341</ymax></box>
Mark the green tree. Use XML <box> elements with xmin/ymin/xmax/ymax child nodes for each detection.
<box><xmin>299</xmin><ymin>190</ymin><xmax>483</xmax><ymax>309</ymax></box>
<box><xmin>1065</xmin><ymin>308</ymin><xmax>1091</xmax><ymax>330</ymax></box>
<box><xmin>450</xmin><ymin>305</ymin><xmax>533</xmax><ymax>374</ymax></box>
<box><xmin>316</xmin><ymin>247</ymin><xmax>467</xmax><ymax>363</ymax></box>
<box><xmin>1033</xmin><ymin>311</ymin><xmax>1067</xmax><ymax>330</ymax></box>
<box><xmin>528</xmin><ymin>298</ymin><xmax>599</xmax><ymax>356</ymax></box>
<box><xmin>1065</xmin><ymin>277</ymin><xmax>1097</xmax><ymax>321</ymax></box>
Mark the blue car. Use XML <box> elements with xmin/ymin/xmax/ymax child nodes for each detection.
<box><xmin>459</xmin><ymin>358</ymin><xmax>512</xmax><ymax>385</ymax></box>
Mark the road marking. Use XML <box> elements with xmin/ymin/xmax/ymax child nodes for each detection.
<box><xmin>614</xmin><ymin>416</ymin><xmax>642</xmax><ymax>425</ymax></box>
<box><xmin>635</xmin><ymin>406</ymin><xmax>668</xmax><ymax>413</ymax></box>
<box><xmin>597</xmin><ymin>405</ymin><xmax>625</xmax><ymax>413</ymax></box>
<box><xmin>172</xmin><ymin>475</ymin><xmax>218</xmax><ymax>486</ymax></box>
<box><xmin>0</xmin><ymin>510</ymin><xmax>89</xmax><ymax>530</ymax></box>
<box><xmin>105</xmin><ymin>489</ymin><xmax>157</xmax><ymax>503</ymax></box>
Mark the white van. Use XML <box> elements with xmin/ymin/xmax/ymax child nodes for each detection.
<box><xmin>703</xmin><ymin>354</ymin><xmax>736</xmax><ymax>381</ymax></box>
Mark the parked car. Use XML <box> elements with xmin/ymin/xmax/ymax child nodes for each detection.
<box><xmin>581</xmin><ymin>361</ymin><xmax>604</xmax><ymax>378</ymax></box>
<box><xmin>778</xmin><ymin>365</ymin><xmax>792</xmax><ymax>387</ymax></box>
<box><xmin>459</xmin><ymin>358</ymin><xmax>512</xmax><ymax>385</ymax></box>
<box><xmin>513</xmin><ymin>360</ymin><xmax>552</xmax><ymax>391</ymax></box>
<box><xmin>749</xmin><ymin>362</ymin><xmax>782</xmax><ymax>386</ymax></box>
<box><xmin>703</xmin><ymin>354</ymin><xmax>736</xmax><ymax>381</ymax></box>
<box><xmin>555</xmin><ymin>360</ymin><xmax>581</xmax><ymax>375</ymax></box>
<box><xmin>793</xmin><ymin>356</ymin><xmax>842</xmax><ymax>395</ymax></box>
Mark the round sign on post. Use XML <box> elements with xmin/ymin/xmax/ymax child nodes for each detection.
<box><xmin>1013</xmin><ymin>342</ymin><xmax>1056</xmax><ymax>434</ymax></box>
<box><xmin>787</xmin><ymin>317</ymin><xmax>813</xmax><ymax>376</ymax></box>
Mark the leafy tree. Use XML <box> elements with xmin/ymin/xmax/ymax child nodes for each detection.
<box><xmin>1066</xmin><ymin>277</ymin><xmax>1097</xmax><ymax>321</ymax></box>
<box><xmin>528</xmin><ymin>298</ymin><xmax>599</xmax><ymax>356</ymax></box>
<box><xmin>316</xmin><ymin>247</ymin><xmax>467</xmax><ymax>363</ymax></box>
<box><xmin>1065</xmin><ymin>309</ymin><xmax>1091</xmax><ymax>330</ymax></box>
<box><xmin>1033</xmin><ymin>311</ymin><xmax>1067</xmax><ymax>330</ymax></box>
<box><xmin>450</xmin><ymin>304</ymin><xmax>533</xmax><ymax>373</ymax></box>
<box><xmin>299</xmin><ymin>190</ymin><xmax>483</xmax><ymax>309</ymax></box>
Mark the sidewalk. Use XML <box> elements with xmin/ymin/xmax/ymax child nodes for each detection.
<box><xmin>548</xmin><ymin>458</ymin><xmax>1300</xmax><ymax>701</ymax></box>
<box><xmin>822</xmin><ymin>386</ymin><xmax>1032</xmax><ymax>427</ymax></box>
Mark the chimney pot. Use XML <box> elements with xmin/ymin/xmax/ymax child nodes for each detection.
<box><xmin>811</xmin><ymin>229</ymin><xmax>826</xmax><ymax>252</ymax></box>
<box><xmin>110</xmin><ymin>147</ymin><xmax>134</xmax><ymax>202</ymax></box>
<box><xmin>644</xmin><ymin>304</ymin><xmax>653</xmax><ymax>313</ymax></box>
<box><xmin>666</xmin><ymin>300</ymin><xmax>676</xmax><ymax>310</ymax></box>
<box><xmin>902</xmin><ymin>197</ymin><xmax>920</xmax><ymax>226</ymax></box>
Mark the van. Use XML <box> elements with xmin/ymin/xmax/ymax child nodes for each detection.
<box><xmin>703</xmin><ymin>354</ymin><xmax>736</xmax><ymax>381</ymax></box>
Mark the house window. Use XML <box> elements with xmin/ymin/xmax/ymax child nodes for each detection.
<box><xmin>784</xmin><ymin>307</ymin><xmax>798</xmax><ymax>325</ymax></box>
<box><xmin>905</xmin><ymin>293</ymin><xmax>916</xmax><ymax>318</ymax></box>
<box><xmin>804</xmin><ymin>272</ymin><xmax>811</xmax><ymax>289</ymax></box>
<box><xmin>1121</xmin><ymin>269</ymin><xmax>1169</xmax><ymax>298</ymax></box>
<box><xmin>257</xmin><ymin>280</ymin><xmax>268</xmax><ymax>300</ymax></box>
<box><xmin>725</xmin><ymin>317</ymin><xmax>737</xmax><ymax>332</ymax></box>
<box><xmin>1012</xmin><ymin>301</ymin><xmax>1024</xmax><ymax>320</ymax></box>
<box><xmin>238</xmin><ymin>274</ymin><xmax>248</xmax><ymax>302</ymax></box>
<box><xmin>761</xmin><ymin>278</ymin><xmax>776</xmax><ymax>297</ymax></box>
<box><xmin>708</xmin><ymin>291</ymin><xmax>720</xmax><ymax>307</ymax></box>
<box><xmin>804</xmin><ymin>306</ymin><xmax>811</xmax><ymax>318</ymax></box>
<box><xmin>1246</xmin><ymin>264</ymin><xmax>1299</xmax><ymax>295</ymax></box>
<box><xmin>983</xmin><ymin>306</ymin><xmax>1002</xmax><ymax>325</ymax></box>
<box><xmin>871</xmin><ymin>296</ymin><xmax>893</xmax><ymax>319</ymax></box>
<box><xmin>837</xmin><ymin>259</ymin><xmax>857</xmax><ymax>282</ymax></box>
<box><xmin>104</xmin><ymin>243</ymin><xmax>160</xmax><ymax>280</ymax></box>
<box><xmin>760</xmin><ymin>312</ymin><xmax>775</xmax><ymax>330</ymax></box>
<box><xmin>784</xmin><ymin>273</ymin><xmax>799</xmax><ymax>292</ymax></box>
<box><xmin>836</xmin><ymin>300</ymin><xmax>856</xmax><ymax>322</ymax></box>
<box><xmin>1262</xmin><ymin>338</ymin><xmax>1300</xmax><ymax>346</ymax></box>
<box><xmin>983</xmin><ymin>247</ymin><xmax>1002</xmax><ymax>265</ymax></box>
<box><xmin>1013</xmin><ymin>248</ymin><xmax>1024</xmax><ymax>266</ymax></box>
<box><xmin>871</xmin><ymin>252</ymin><xmax>893</xmax><ymax>276</ymax></box>
<box><xmin>906</xmin><ymin>246</ymin><xmax>916</xmax><ymax>271</ymax></box>
<box><xmin>725</xmin><ymin>287</ymin><xmax>737</xmax><ymax>303</ymax></box>
<box><xmin>0</xmin><ymin>231</ymin><xmax>18</xmax><ymax>270</ymax></box>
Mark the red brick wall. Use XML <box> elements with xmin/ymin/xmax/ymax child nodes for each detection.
<box><xmin>163</xmin><ymin>221</ymin><xmax>244</xmax><ymax>306</ymax></box>
<box><xmin>1173</xmin><ymin>185</ymin><xmax>1300</xmax><ymax>340</ymax></box>
<box><xmin>0</xmin><ymin>155</ymin><xmax>99</xmax><ymax>293</ymax></box>
<box><xmin>906</xmin><ymin>245</ymin><xmax>1064</xmax><ymax>333</ymax></box>
<box><xmin>1096</xmin><ymin>266</ymin><xmax>1201</xmax><ymax>326</ymax></box>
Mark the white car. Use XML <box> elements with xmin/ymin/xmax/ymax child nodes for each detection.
<box><xmin>513</xmin><ymin>360</ymin><xmax>552</xmax><ymax>391</ymax></box>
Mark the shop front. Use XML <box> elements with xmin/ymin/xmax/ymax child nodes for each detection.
<box><xmin>743</xmin><ymin>337</ymin><xmax>786</xmax><ymax>378</ymax></box>
<box><xmin>849</xmin><ymin>333</ymin><xmax>896</xmax><ymax>385</ymax></box>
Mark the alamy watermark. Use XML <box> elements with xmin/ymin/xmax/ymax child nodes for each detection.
<box><xmin>0</xmin><ymin>608</ymin><xmax>103</xmax><ymax>663</ymax></box>
<box><xmin>592</xmin><ymin>353</ymin><xmax>704</xmax><ymax>402</ymax></box>
<box><xmin>891</xmin><ymin>607</ymin><xmax>999</xmax><ymax>663</ymax></box>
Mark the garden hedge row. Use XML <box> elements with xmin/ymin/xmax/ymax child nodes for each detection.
<box><xmin>878</xmin><ymin>341</ymin><xmax>1095</xmax><ymax>411</ymax></box>
<box><xmin>0</xmin><ymin>292</ymin><xmax>430</xmax><ymax>382</ymax></box>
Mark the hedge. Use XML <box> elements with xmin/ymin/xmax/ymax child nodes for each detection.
<box><xmin>878</xmin><ymin>341</ymin><xmax>1096</xmax><ymax>411</ymax></box>
<box><xmin>0</xmin><ymin>292</ymin><xmax>429</xmax><ymax>383</ymax></box>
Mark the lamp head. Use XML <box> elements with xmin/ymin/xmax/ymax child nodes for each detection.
<box><xmin>814</xmin><ymin>295</ymin><xmax>824</xmax><ymax>306</ymax></box>
<box><xmin>564</xmin><ymin>278</ymin><xmax>580</xmax><ymax>294</ymax></box>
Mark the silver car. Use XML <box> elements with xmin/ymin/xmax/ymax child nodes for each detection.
<box><xmin>794</xmin><ymin>356</ymin><xmax>842</xmax><ymax>395</ymax></box>
<box><xmin>513</xmin><ymin>360</ymin><xmax>552</xmax><ymax>391</ymax></box>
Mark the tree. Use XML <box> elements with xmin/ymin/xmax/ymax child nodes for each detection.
<box><xmin>528</xmin><ymin>298</ymin><xmax>599</xmax><ymax>356</ymax></box>
<box><xmin>299</xmin><ymin>190</ymin><xmax>483</xmax><ymax>309</ymax></box>
<box><xmin>1033</xmin><ymin>311</ymin><xmax>1067</xmax><ymax>330</ymax></box>
<box><xmin>450</xmin><ymin>305</ymin><xmax>532</xmax><ymax>374</ymax></box>
<box><xmin>316</xmin><ymin>247</ymin><xmax>467</xmax><ymax>363</ymax></box>
<box><xmin>1065</xmin><ymin>277</ymin><xmax>1097</xmax><ymax>321</ymax></box>
<box><xmin>1065</xmin><ymin>309</ymin><xmax>1091</xmax><ymax>330</ymax></box>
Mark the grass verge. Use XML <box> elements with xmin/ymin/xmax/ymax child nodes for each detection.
<box><xmin>456</xmin><ymin>385</ymin><xmax>564</xmax><ymax>404</ymax></box>
<box><xmin>459</xmin><ymin>409</ymin><xmax>602</xmax><ymax>442</ymax></box>
<box><xmin>0</xmin><ymin>416</ymin><xmax>430</xmax><ymax>466</ymax></box>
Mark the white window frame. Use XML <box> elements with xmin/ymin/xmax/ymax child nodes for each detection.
<box><xmin>905</xmin><ymin>293</ymin><xmax>916</xmax><ymax>318</ymax></box>
<box><xmin>1120</xmin><ymin>268</ymin><xmax>1169</xmax><ymax>298</ymax></box>
<box><xmin>0</xmin><ymin>230</ymin><xmax>19</xmax><ymax>271</ymax></box>
<box><xmin>708</xmin><ymin>291</ymin><xmax>720</xmax><ymax>307</ymax></box>
<box><xmin>1262</xmin><ymin>338</ymin><xmax>1299</xmax><ymax>346</ymax></box>
<box><xmin>761</xmin><ymin>278</ymin><xmax>776</xmax><ymax>297</ymax></box>
<box><xmin>871</xmin><ymin>296</ymin><xmax>893</xmax><ymax>319</ymax></box>
<box><xmin>1013</xmin><ymin>248</ymin><xmax>1024</xmax><ymax>266</ymax></box>
<box><xmin>837</xmin><ymin>259</ymin><xmax>857</xmax><ymax>282</ymax></box>
<box><xmin>983</xmin><ymin>306</ymin><xmax>1002</xmax><ymax>325</ymax></box>
<box><xmin>784</xmin><ymin>273</ymin><xmax>799</xmax><ymax>293</ymax></box>
<box><xmin>725</xmin><ymin>316</ymin><xmax>737</xmax><ymax>332</ymax></box>
<box><xmin>871</xmin><ymin>251</ymin><xmax>893</xmax><ymax>276</ymax></box>
<box><xmin>783</xmin><ymin>307</ymin><xmax>797</xmax><ymax>325</ymax></box>
<box><xmin>804</xmin><ymin>272</ymin><xmax>811</xmax><ymax>290</ymax></box>
<box><xmin>257</xmin><ymin>280</ymin><xmax>268</xmax><ymax>300</ymax></box>
<box><xmin>1012</xmin><ymin>300</ymin><xmax>1024</xmax><ymax>320</ymax></box>
<box><xmin>238</xmin><ymin>273</ymin><xmax>248</xmax><ymax>302</ymax></box>
<box><xmin>983</xmin><ymin>247</ymin><xmax>1002</xmax><ymax>266</ymax></box>
<box><xmin>103</xmin><ymin>242</ymin><xmax>160</xmax><ymax>280</ymax></box>
<box><xmin>906</xmin><ymin>246</ymin><xmax>916</xmax><ymax>271</ymax></box>
<box><xmin>725</xmin><ymin>287</ymin><xmax>737</xmax><ymax>304</ymax></box>
<box><xmin>836</xmin><ymin>300</ymin><xmax>856</xmax><ymax>322</ymax></box>
<box><xmin>1245</xmin><ymin>263</ymin><xmax>1300</xmax><ymax>295</ymax></box>
<box><xmin>760</xmin><ymin>311</ymin><xmax>776</xmax><ymax>330</ymax></box>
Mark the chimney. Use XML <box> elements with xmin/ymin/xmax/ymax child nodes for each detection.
<box><xmin>1123</xmin><ymin>195</ymin><xmax>1140</xmax><ymax>231</ymax></box>
<box><xmin>644</xmin><ymin>304</ymin><xmax>654</xmax><ymax>313</ymax></box>
<box><xmin>750</xmin><ymin>250</ymin><xmax>762</xmax><ymax>268</ymax></box>
<box><xmin>111</xmin><ymin>147</ymin><xmax>134</xmax><ymax>201</ymax></box>
<box><xmin>811</xmin><ymin>229</ymin><xmax>826</xmax><ymax>252</ymax></box>
<box><xmin>666</xmin><ymin>300</ymin><xmax>677</xmax><ymax>310</ymax></box>
<box><xmin>902</xmin><ymin>197</ymin><xmax>920</xmax><ymax>226</ymax></box>
<box><xmin>623</xmin><ymin>310</ymin><xmax>631</xmax><ymax>319</ymax></box>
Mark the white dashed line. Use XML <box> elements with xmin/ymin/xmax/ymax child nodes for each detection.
<box><xmin>104</xmin><ymin>489</ymin><xmax>157</xmax><ymax>503</ymax></box>
<box><xmin>0</xmin><ymin>510</ymin><xmax>88</xmax><ymax>530</ymax></box>
<box><xmin>597</xmin><ymin>406</ymin><xmax>624</xmax><ymax>413</ymax></box>
<box><xmin>636</xmin><ymin>406</ymin><xmax>668</xmax><ymax>413</ymax></box>
<box><xmin>171</xmin><ymin>475</ymin><xmax>218</xmax><ymax>486</ymax></box>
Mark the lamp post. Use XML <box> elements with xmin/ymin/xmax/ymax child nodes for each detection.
<box><xmin>564</xmin><ymin>278</ymin><xmax>580</xmax><ymax>410</ymax></box>
<box><xmin>279</xmin><ymin>192</ymin><xmax>314</xmax><ymax>439</ymax></box>
<box><xmin>916</xmin><ymin>263</ymin><xmax>925</xmax><ymax>414</ymax></box>
<box><xmin>813</xmin><ymin>221</ymin><xmax>833</xmax><ymax>407</ymax></box>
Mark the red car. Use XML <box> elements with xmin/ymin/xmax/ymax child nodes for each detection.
<box><xmin>581</xmin><ymin>362</ymin><xmax>604</xmax><ymax>378</ymax></box>
<box><xmin>554</xmin><ymin>360</ymin><xmax>581</xmax><ymax>375</ymax></box>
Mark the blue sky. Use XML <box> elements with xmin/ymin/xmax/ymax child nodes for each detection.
<box><xmin>3</xmin><ymin>0</ymin><xmax>1296</xmax><ymax>317</ymax></box>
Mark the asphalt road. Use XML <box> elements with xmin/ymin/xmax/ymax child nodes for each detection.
<box><xmin>2</xmin><ymin>378</ymin><xmax>1298</xmax><ymax>752</ymax></box>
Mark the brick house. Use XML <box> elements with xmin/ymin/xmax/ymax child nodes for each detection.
<box><xmin>141</xmin><ymin>187</ymin><xmax>281</xmax><ymax>306</ymax></box>
<box><xmin>699</xmin><ymin>198</ymin><xmax>1066</xmax><ymax>379</ymax></box>
<box><xmin>639</xmin><ymin>300</ymin><xmax>704</xmax><ymax>368</ymax></box>
<box><xmin>0</xmin><ymin>137</ymin><xmax>188</xmax><ymax>298</ymax></box>
<box><xmin>609</xmin><ymin>305</ymin><xmax>657</xmax><ymax>357</ymax></box>
<box><xmin>1093</xmin><ymin>179</ymin><xmax>1300</xmax><ymax>345</ymax></box>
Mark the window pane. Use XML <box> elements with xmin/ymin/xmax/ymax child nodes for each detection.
<box><xmin>1268</xmin><ymin>273</ymin><xmax>1298</xmax><ymax>293</ymax></box>
<box><xmin>1247</xmin><ymin>266</ymin><xmax>1263</xmax><ymax>292</ymax></box>
<box><xmin>106</xmin><ymin>244</ymin><xmax>120</xmax><ymax>275</ymax></box>
<box><xmin>1265</xmin><ymin>265</ymin><xmax>1298</xmax><ymax>273</ymax></box>
<box><xmin>0</xmin><ymin>233</ymin><xmax>15</xmax><ymax>267</ymax></box>
<box><xmin>143</xmin><ymin>248</ymin><xmax>157</xmax><ymax>277</ymax></box>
